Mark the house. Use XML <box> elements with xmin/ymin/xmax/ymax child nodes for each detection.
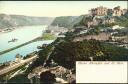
<box><xmin>122</xmin><ymin>9</ymin><xmax>127</xmax><ymax>15</ymax></box>
<box><xmin>89</xmin><ymin>6</ymin><xmax>108</xmax><ymax>16</ymax></box>
<box><xmin>113</xmin><ymin>6</ymin><xmax>123</xmax><ymax>16</ymax></box>
<box><xmin>102</xmin><ymin>17</ymin><xmax>115</xmax><ymax>24</ymax></box>
<box><xmin>79</xmin><ymin>30</ymin><xmax>88</xmax><ymax>34</ymax></box>
<box><xmin>45</xmin><ymin>30</ymin><xmax>54</xmax><ymax>33</ymax></box>
<box><xmin>111</xmin><ymin>36</ymin><xmax>127</xmax><ymax>42</ymax></box>
<box><xmin>112</xmin><ymin>6</ymin><xmax>127</xmax><ymax>16</ymax></box>
<box><xmin>112</xmin><ymin>25</ymin><xmax>120</xmax><ymax>30</ymax></box>
<box><xmin>112</xmin><ymin>25</ymin><xmax>125</xmax><ymax>30</ymax></box>
<box><xmin>0</xmin><ymin>29</ymin><xmax>2</xmax><ymax>32</ymax></box>
<box><xmin>89</xmin><ymin>6</ymin><xmax>127</xmax><ymax>17</ymax></box>
<box><xmin>15</xmin><ymin>54</ymin><xmax>22</xmax><ymax>63</ymax></box>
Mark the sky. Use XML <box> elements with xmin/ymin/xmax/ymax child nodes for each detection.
<box><xmin>0</xmin><ymin>1</ymin><xmax>127</xmax><ymax>17</ymax></box>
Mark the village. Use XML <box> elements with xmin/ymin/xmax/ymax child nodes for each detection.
<box><xmin>71</xmin><ymin>6</ymin><xmax>128</xmax><ymax>49</ymax></box>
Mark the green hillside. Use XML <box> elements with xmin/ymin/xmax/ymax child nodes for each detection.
<box><xmin>51</xmin><ymin>15</ymin><xmax>84</xmax><ymax>28</ymax></box>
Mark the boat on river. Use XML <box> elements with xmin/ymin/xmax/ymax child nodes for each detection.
<box><xmin>8</xmin><ymin>38</ymin><xmax>18</xmax><ymax>43</ymax></box>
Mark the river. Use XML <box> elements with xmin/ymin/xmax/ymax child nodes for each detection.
<box><xmin>0</xmin><ymin>25</ymin><xmax>53</xmax><ymax>63</ymax></box>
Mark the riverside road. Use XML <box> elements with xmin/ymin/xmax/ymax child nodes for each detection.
<box><xmin>0</xmin><ymin>55</ymin><xmax>37</xmax><ymax>76</ymax></box>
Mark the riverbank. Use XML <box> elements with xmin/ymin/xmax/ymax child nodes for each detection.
<box><xmin>0</xmin><ymin>25</ymin><xmax>47</xmax><ymax>35</ymax></box>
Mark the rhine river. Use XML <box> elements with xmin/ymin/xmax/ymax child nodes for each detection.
<box><xmin>0</xmin><ymin>25</ymin><xmax>53</xmax><ymax>63</ymax></box>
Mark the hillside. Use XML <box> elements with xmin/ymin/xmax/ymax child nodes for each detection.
<box><xmin>0</xmin><ymin>14</ymin><xmax>54</xmax><ymax>29</ymax></box>
<box><xmin>27</xmin><ymin>33</ymin><xmax>128</xmax><ymax>70</ymax></box>
<box><xmin>74</xmin><ymin>13</ymin><xmax>128</xmax><ymax>28</ymax></box>
<box><xmin>50</xmin><ymin>15</ymin><xmax>84</xmax><ymax>28</ymax></box>
<box><xmin>114</xmin><ymin>13</ymin><xmax>128</xmax><ymax>27</ymax></box>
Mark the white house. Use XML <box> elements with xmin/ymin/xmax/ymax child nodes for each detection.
<box><xmin>112</xmin><ymin>25</ymin><xmax>125</xmax><ymax>30</ymax></box>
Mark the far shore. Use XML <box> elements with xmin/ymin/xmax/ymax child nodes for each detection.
<box><xmin>0</xmin><ymin>25</ymin><xmax>47</xmax><ymax>35</ymax></box>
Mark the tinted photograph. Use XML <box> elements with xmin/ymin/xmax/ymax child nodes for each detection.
<box><xmin>0</xmin><ymin>1</ymin><xmax>127</xmax><ymax>83</ymax></box>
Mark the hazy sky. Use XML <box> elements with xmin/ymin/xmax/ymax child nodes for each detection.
<box><xmin>0</xmin><ymin>1</ymin><xmax>127</xmax><ymax>17</ymax></box>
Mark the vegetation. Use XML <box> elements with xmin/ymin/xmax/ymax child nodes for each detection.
<box><xmin>51</xmin><ymin>15</ymin><xmax>84</xmax><ymax>28</ymax></box>
<box><xmin>74</xmin><ymin>12</ymin><xmax>128</xmax><ymax>29</ymax></box>
<box><xmin>17</xmin><ymin>13</ymin><xmax>128</xmax><ymax>78</ymax></box>
<box><xmin>7</xmin><ymin>74</ymin><xmax>30</xmax><ymax>84</ymax></box>
<box><xmin>114</xmin><ymin>13</ymin><xmax>128</xmax><ymax>27</ymax></box>
<box><xmin>23</xmin><ymin>51</ymin><xmax>37</xmax><ymax>60</ymax></box>
<box><xmin>73</xmin><ymin>15</ymin><xmax>92</xmax><ymax>27</ymax></box>
<box><xmin>94</xmin><ymin>23</ymin><xmax>117</xmax><ymax>28</ymax></box>
<box><xmin>51</xmin><ymin>39</ymin><xmax>128</xmax><ymax>69</ymax></box>
<box><xmin>25</xmin><ymin>44</ymin><xmax>54</xmax><ymax>73</ymax></box>
<box><xmin>1</xmin><ymin>10</ymin><xmax>128</xmax><ymax>84</ymax></box>
<box><xmin>40</xmin><ymin>71</ymin><xmax>56</xmax><ymax>84</ymax></box>
<box><xmin>113</xmin><ymin>28</ymin><xmax>128</xmax><ymax>36</ymax></box>
<box><xmin>0</xmin><ymin>63</ymin><xmax>9</xmax><ymax>70</ymax></box>
<box><xmin>42</xmin><ymin>33</ymin><xmax>56</xmax><ymax>40</ymax></box>
<box><xmin>29</xmin><ymin>34</ymin><xmax>128</xmax><ymax>70</ymax></box>
<box><xmin>10</xmin><ymin>13</ymin><xmax>128</xmax><ymax>81</ymax></box>
<box><xmin>86</xmin><ymin>27</ymin><xmax>100</xmax><ymax>35</ymax></box>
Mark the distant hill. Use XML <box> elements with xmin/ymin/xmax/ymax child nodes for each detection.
<box><xmin>0</xmin><ymin>14</ymin><xmax>54</xmax><ymax>29</ymax></box>
<box><xmin>50</xmin><ymin>15</ymin><xmax>84</xmax><ymax>28</ymax></box>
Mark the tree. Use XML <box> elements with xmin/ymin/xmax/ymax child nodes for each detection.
<box><xmin>52</xmin><ymin>39</ymin><xmax>107</xmax><ymax>69</ymax></box>
<box><xmin>40</xmin><ymin>71</ymin><xmax>56</xmax><ymax>84</ymax></box>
